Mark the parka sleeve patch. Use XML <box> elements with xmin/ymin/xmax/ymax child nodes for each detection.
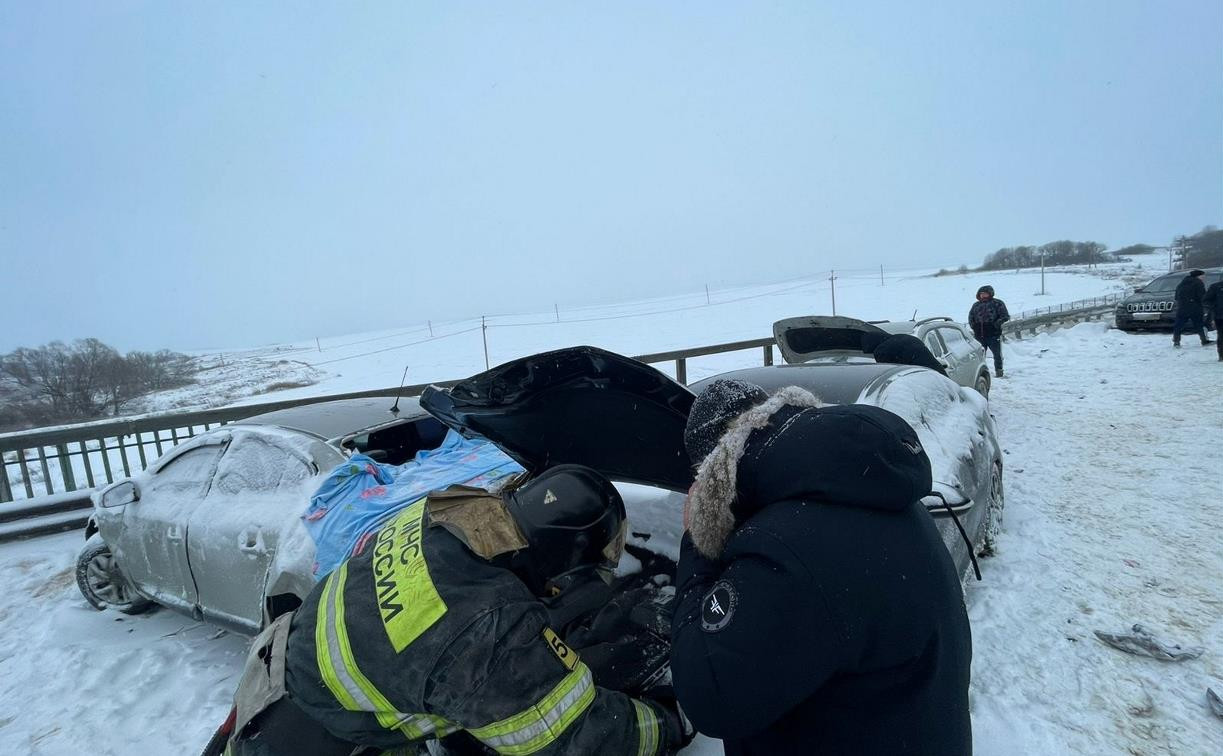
<box><xmin>543</xmin><ymin>627</ymin><xmax>580</xmax><ymax>671</ymax></box>
<box><xmin>700</xmin><ymin>580</ymin><xmax>738</xmax><ymax>633</ymax></box>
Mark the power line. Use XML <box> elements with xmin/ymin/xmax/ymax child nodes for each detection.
<box><xmin>305</xmin><ymin>326</ymin><xmax>483</xmax><ymax>366</ymax></box>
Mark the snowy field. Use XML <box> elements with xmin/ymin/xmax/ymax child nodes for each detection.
<box><xmin>3</xmin><ymin>259</ymin><xmax>1221</xmax><ymax>755</ymax></box>
<box><xmin>2</xmin><ymin>260</ymin><xmax>1161</xmax><ymax>500</ymax></box>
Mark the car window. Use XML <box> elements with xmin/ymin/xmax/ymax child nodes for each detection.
<box><xmin>923</xmin><ymin>331</ymin><xmax>947</xmax><ymax>356</ymax></box>
<box><xmin>939</xmin><ymin>327</ymin><xmax>975</xmax><ymax>357</ymax></box>
<box><xmin>146</xmin><ymin>445</ymin><xmax>224</xmax><ymax>496</ymax></box>
<box><xmin>1145</xmin><ymin>276</ymin><xmax>1181</xmax><ymax>293</ymax></box>
<box><xmin>211</xmin><ymin>434</ymin><xmax>311</xmax><ymax>496</ymax></box>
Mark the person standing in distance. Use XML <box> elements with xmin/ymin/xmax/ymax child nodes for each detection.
<box><xmin>1203</xmin><ymin>274</ymin><xmax>1223</xmax><ymax>361</ymax></box>
<box><xmin>969</xmin><ymin>285</ymin><xmax>1010</xmax><ymax>377</ymax></box>
<box><xmin>1172</xmin><ymin>269</ymin><xmax>1213</xmax><ymax>349</ymax></box>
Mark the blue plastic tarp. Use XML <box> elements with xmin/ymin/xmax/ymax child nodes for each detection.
<box><xmin>303</xmin><ymin>429</ymin><xmax>525</xmax><ymax>579</ymax></box>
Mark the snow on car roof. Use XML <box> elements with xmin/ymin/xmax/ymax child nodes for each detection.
<box><xmin>238</xmin><ymin>396</ymin><xmax>428</xmax><ymax>441</ymax></box>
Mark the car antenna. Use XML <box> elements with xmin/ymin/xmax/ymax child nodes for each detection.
<box><xmin>911</xmin><ymin>309</ymin><xmax>918</xmax><ymax>321</ymax></box>
<box><xmin>390</xmin><ymin>364</ymin><xmax>410</xmax><ymax>415</ymax></box>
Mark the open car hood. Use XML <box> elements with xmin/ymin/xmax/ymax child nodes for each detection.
<box><xmin>420</xmin><ymin>346</ymin><xmax>696</xmax><ymax>492</ymax></box>
<box><xmin>773</xmin><ymin>316</ymin><xmax>890</xmax><ymax>364</ymax></box>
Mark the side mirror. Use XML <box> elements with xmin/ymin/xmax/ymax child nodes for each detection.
<box><xmin>922</xmin><ymin>482</ymin><xmax>972</xmax><ymax>515</ymax></box>
<box><xmin>1134</xmin><ymin>287</ymin><xmax>1145</xmax><ymax>293</ymax></box>
<box><xmin>98</xmin><ymin>480</ymin><xmax>139</xmax><ymax>508</ymax></box>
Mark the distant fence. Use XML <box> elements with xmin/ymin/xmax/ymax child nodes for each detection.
<box><xmin>1003</xmin><ymin>295</ymin><xmax>1122</xmax><ymax>339</ymax></box>
<box><xmin>0</xmin><ymin>338</ymin><xmax>779</xmax><ymax>506</ymax></box>
<box><xmin>0</xmin><ymin>298</ymin><xmax>1116</xmax><ymax>523</ymax></box>
<box><xmin>1010</xmin><ymin>293</ymin><xmax>1125</xmax><ymax>322</ymax></box>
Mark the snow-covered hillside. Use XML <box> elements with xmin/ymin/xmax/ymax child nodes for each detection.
<box><xmin>3</xmin><ymin>259</ymin><xmax>1220</xmax><ymax>755</ymax></box>
<box><xmin>147</xmin><ymin>261</ymin><xmax>1160</xmax><ymax>410</ymax></box>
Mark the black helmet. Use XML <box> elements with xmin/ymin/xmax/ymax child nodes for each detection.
<box><xmin>505</xmin><ymin>465</ymin><xmax>626</xmax><ymax>594</ymax></box>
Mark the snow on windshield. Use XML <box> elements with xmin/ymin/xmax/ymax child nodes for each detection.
<box><xmin>869</xmin><ymin>369</ymin><xmax>993</xmax><ymax>495</ymax></box>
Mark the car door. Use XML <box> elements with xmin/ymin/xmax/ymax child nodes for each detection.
<box><xmin>186</xmin><ymin>431</ymin><xmax>316</xmax><ymax>633</ymax></box>
<box><xmin>935</xmin><ymin>326</ymin><xmax>979</xmax><ymax>387</ymax></box>
<box><xmin>114</xmin><ymin>438</ymin><xmax>227</xmax><ymax>613</ymax></box>
<box><xmin>922</xmin><ymin>329</ymin><xmax>949</xmax><ymax>372</ymax></box>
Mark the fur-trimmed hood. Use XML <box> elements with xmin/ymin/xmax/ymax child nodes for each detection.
<box><xmin>687</xmin><ymin>389</ymin><xmax>933</xmax><ymax>559</ymax></box>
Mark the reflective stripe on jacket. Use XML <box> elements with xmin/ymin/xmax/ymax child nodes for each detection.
<box><xmin>284</xmin><ymin>497</ymin><xmax>671</xmax><ymax>755</ymax></box>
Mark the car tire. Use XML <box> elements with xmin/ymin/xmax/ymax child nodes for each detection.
<box><xmin>977</xmin><ymin>462</ymin><xmax>1004</xmax><ymax>558</ymax></box>
<box><xmin>76</xmin><ymin>534</ymin><xmax>153</xmax><ymax>615</ymax></box>
<box><xmin>974</xmin><ymin>372</ymin><xmax>991</xmax><ymax>398</ymax></box>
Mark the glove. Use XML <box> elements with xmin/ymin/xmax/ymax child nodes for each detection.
<box><xmin>641</xmin><ymin>686</ymin><xmax>696</xmax><ymax>753</ymax></box>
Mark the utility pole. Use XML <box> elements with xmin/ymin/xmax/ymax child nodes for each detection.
<box><xmin>880</xmin><ymin>264</ymin><xmax>885</xmax><ymax>286</ymax></box>
<box><xmin>1170</xmin><ymin>236</ymin><xmax>1189</xmax><ymax>272</ymax></box>
<box><xmin>481</xmin><ymin>316</ymin><xmax>490</xmax><ymax>370</ymax></box>
<box><xmin>1040</xmin><ymin>252</ymin><xmax>1046</xmax><ymax>296</ymax></box>
<box><xmin>315</xmin><ymin>337</ymin><xmax>322</xmax><ymax>353</ymax></box>
<box><xmin>427</xmin><ymin>320</ymin><xmax>433</xmax><ymax>337</ymax></box>
<box><xmin>829</xmin><ymin>270</ymin><xmax>838</xmax><ymax>316</ymax></box>
<box><xmin>705</xmin><ymin>284</ymin><xmax>711</xmax><ymax>305</ymax></box>
<box><xmin>554</xmin><ymin>304</ymin><xmax>560</xmax><ymax>323</ymax></box>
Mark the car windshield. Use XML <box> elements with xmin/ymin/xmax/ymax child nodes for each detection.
<box><xmin>1144</xmin><ymin>276</ymin><xmax>1181</xmax><ymax>292</ymax></box>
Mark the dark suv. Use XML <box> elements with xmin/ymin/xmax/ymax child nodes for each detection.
<box><xmin>1115</xmin><ymin>267</ymin><xmax>1222</xmax><ymax>331</ymax></box>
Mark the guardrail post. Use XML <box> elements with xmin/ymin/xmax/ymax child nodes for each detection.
<box><xmin>17</xmin><ymin>452</ymin><xmax>34</xmax><ymax>499</ymax></box>
<box><xmin>56</xmin><ymin>443</ymin><xmax>77</xmax><ymax>492</ymax></box>
<box><xmin>675</xmin><ymin>358</ymin><xmax>687</xmax><ymax>385</ymax></box>
<box><xmin>36</xmin><ymin>447</ymin><xmax>53</xmax><ymax>495</ymax></box>
<box><xmin>78</xmin><ymin>441</ymin><xmax>95</xmax><ymax>488</ymax></box>
<box><xmin>98</xmin><ymin>438</ymin><xmax>114</xmax><ymax>485</ymax></box>
<box><xmin>0</xmin><ymin>461</ymin><xmax>12</xmax><ymax>503</ymax></box>
<box><xmin>763</xmin><ymin>344</ymin><xmax>774</xmax><ymax>366</ymax></box>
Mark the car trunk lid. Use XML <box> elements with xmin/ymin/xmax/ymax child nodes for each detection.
<box><xmin>772</xmin><ymin>316</ymin><xmax>891</xmax><ymax>364</ymax></box>
<box><xmin>420</xmin><ymin>346</ymin><xmax>696</xmax><ymax>492</ymax></box>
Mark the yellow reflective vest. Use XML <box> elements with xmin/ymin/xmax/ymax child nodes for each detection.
<box><xmin>283</xmin><ymin>498</ymin><xmax>672</xmax><ymax>755</ymax></box>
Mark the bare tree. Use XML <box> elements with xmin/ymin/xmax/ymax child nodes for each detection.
<box><xmin>0</xmin><ymin>339</ymin><xmax>198</xmax><ymax>428</ymax></box>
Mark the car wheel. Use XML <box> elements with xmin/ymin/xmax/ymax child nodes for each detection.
<box><xmin>974</xmin><ymin>372</ymin><xmax>991</xmax><ymax>398</ymax></box>
<box><xmin>76</xmin><ymin>534</ymin><xmax>153</xmax><ymax>614</ymax></box>
<box><xmin>977</xmin><ymin>462</ymin><xmax>1004</xmax><ymax>558</ymax></box>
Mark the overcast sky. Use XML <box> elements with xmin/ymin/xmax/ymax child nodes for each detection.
<box><xmin>2</xmin><ymin>1</ymin><xmax>1220</xmax><ymax>352</ymax></box>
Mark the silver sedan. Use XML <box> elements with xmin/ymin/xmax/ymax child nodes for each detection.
<box><xmin>77</xmin><ymin>398</ymin><xmax>448</xmax><ymax>634</ymax></box>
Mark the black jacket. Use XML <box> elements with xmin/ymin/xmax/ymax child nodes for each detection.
<box><xmin>230</xmin><ymin>495</ymin><xmax>679</xmax><ymax>755</ymax></box>
<box><xmin>1201</xmin><ymin>280</ymin><xmax>1222</xmax><ymax>319</ymax></box>
<box><xmin>671</xmin><ymin>396</ymin><xmax>972</xmax><ymax>756</ymax></box>
<box><xmin>1175</xmin><ymin>275</ymin><xmax>1206</xmax><ymax>310</ymax></box>
<box><xmin>872</xmin><ymin>333</ymin><xmax>948</xmax><ymax>375</ymax></box>
<box><xmin>968</xmin><ymin>298</ymin><xmax>1010</xmax><ymax>340</ymax></box>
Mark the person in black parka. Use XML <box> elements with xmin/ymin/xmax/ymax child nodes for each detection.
<box><xmin>1205</xmin><ymin>277</ymin><xmax>1223</xmax><ymax>361</ymax></box>
<box><xmin>671</xmin><ymin>380</ymin><xmax>972</xmax><ymax>756</ymax></box>
<box><xmin>1172</xmin><ymin>269</ymin><xmax>1212</xmax><ymax>348</ymax></box>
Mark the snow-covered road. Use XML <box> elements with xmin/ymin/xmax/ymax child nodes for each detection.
<box><xmin>969</xmin><ymin>324</ymin><xmax>1222</xmax><ymax>755</ymax></box>
<box><xmin>1</xmin><ymin>321</ymin><xmax>1220</xmax><ymax>755</ymax></box>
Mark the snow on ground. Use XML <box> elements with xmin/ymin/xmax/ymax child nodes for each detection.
<box><xmin>1</xmin><ymin>259</ymin><xmax>1163</xmax><ymax>500</ymax></box>
<box><xmin>969</xmin><ymin>323</ymin><xmax>1222</xmax><ymax>755</ymax></box>
<box><xmin>4</xmin><ymin>260</ymin><xmax>1220</xmax><ymax>755</ymax></box>
<box><xmin>206</xmin><ymin>261</ymin><xmax>1157</xmax><ymax>403</ymax></box>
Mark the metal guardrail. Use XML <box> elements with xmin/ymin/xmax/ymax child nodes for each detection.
<box><xmin>1009</xmin><ymin>293</ymin><xmax>1125</xmax><ymax>322</ymax></box>
<box><xmin>0</xmin><ymin>490</ymin><xmax>94</xmax><ymax>543</ymax></box>
<box><xmin>0</xmin><ymin>338</ymin><xmax>779</xmax><ymax>506</ymax></box>
<box><xmin>0</xmin><ymin>304</ymin><xmax>1106</xmax><ymax>536</ymax></box>
<box><xmin>1003</xmin><ymin>298</ymin><xmax>1119</xmax><ymax>339</ymax></box>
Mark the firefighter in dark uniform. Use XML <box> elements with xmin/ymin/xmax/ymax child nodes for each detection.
<box><xmin>219</xmin><ymin>465</ymin><xmax>689</xmax><ymax>756</ymax></box>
